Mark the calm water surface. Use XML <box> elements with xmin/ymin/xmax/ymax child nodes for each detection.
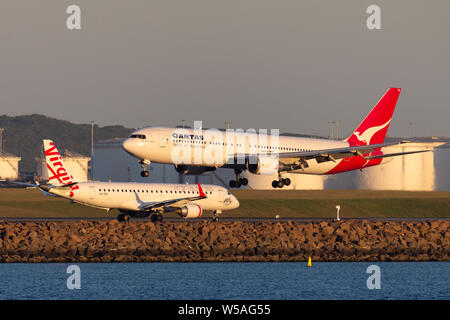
<box><xmin>0</xmin><ymin>262</ymin><xmax>448</xmax><ymax>300</ymax></box>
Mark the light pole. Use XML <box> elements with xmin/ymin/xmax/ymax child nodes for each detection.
<box><xmin>328</xmin><ymin>121</ymin><xmax>336</xmax><ymax>139</ymax></box>
<box><xmin>90</xmin><ymin>121</ymin><xmax>94</xmax><ymax>180</ymax></box>
<box><xmin>0</xmin><ymin>128</ymin><xmax>4</xmax><ymax>154</ymax></box>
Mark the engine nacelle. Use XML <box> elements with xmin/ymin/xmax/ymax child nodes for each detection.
<box><xmin>246</xmin><ymin>155</ymin><xmax>279</xmax><ymax>175</ymax></box>
<box><xmin>174</xmin><ymin>165</ymin><xmax>216</xmax><ymax>175</ymax></box>
<box><xmin>175</xmin><ymin>204</ymin><xmax>203</xmax><ymax>218</ymax></box>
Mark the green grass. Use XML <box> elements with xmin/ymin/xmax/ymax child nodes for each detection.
<box><xmin>1</xmin><ymin>188</ymin><xmax>450</xmax><ymax>219</ymax></box>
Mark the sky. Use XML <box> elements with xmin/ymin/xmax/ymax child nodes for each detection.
<box><xmin>0</xmin><ymin>0</ymin><xmax>449</xmax><ymax>137</ymax></box>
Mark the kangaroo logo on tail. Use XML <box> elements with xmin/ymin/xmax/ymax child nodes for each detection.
<box><xmin>353</xmin><ymin>119</ymin><xmax>391</xmax><ymax>145</ymax></box>
<box><xmin>43</xmin><ymin>139</ymin><xmax>79</xmax><ymax>197</ymax></box>
<box><xmin>346</xmin><ymin>88</ymin><xmax>401</xmax><ymax>147</ymax></box>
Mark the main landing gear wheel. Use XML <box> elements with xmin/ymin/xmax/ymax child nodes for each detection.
<box><xmin>272</xmin><ymin>177</ymin><xmax>291</xmax><ymax>189</ymax></box>
<box><xmin>150</xmin><ymin>214</ymin><xmax>163</xmax><ymax>222</ymax></box>
<box><xmin>229</xmin><ymin>169</ymin><xmax>248</xmax><ymax>188</ymax></box>
<box><xmin>140</xmin><ymin>170</ymin><xmax>150</xmax><ymax>177</ymax></box>
<box><xmin>117</xmin><ymin>213</ymin><xmax>130</xmax><ymax>222</ymax></box>
<box><xmin>229</xmin><ymin>178</ymin><xmax>248</xmax><ymax>188</ymax></box>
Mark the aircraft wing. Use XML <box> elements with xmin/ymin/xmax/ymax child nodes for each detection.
<box><xmin>275</xmin><ymin>142</ymin><xmax>400</xmax><ymax>163</ymax></box>
<box><xmin>363</xmin><ymin>149</ymin><xmax>430</xmax><ymax>160</ymax></box>
<box><xmin>232</xmin><ymin>142</ymin><xmax>401</xmax><ymax>165</ymax></box>
<box><xmin>138</xmin><ymin>182</ymin><xmax>207</xmax><ymax>212</ymax></box>
<box><xmin>234</xmin><ymin>141</ymin><xmax>430</xmax><ymax>166</ymax></box>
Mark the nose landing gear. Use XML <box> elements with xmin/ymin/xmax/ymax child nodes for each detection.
<box><xmin>139</xmin><ymin>159</ymin><xmax>151</xmax><ymax>177</ymax></box>
<box><xmin>212</xmin><ymin>210</ymin><xmax>222</xmax><ymax>222</ymax></box>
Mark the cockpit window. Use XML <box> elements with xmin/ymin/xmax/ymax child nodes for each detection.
<box><xmin>130</xmin><ymin>134</ymin><xmax>146</xmax><ymax>139</ymax></box>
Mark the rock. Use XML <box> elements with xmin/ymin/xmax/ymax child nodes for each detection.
<box><xmin>0</xmin><ymin>220</ymin><xmax>446</xmax><ymax>262</ymax></box>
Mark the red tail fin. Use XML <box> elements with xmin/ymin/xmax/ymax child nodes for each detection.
<box><xmin>197</xmin><ymin>182</ymin><xmax>206</xmax><ymax>198</ymax></box>
<box><xmin>346</xmin><ymin>88</ymin><xmax>401</xmax><ymax>146</ymax></box>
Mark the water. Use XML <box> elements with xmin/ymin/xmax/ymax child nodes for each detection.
<box><xmin>0</xmin><ymin>262</ymin><xmax>448</xmax><ymax>300</ymax></box>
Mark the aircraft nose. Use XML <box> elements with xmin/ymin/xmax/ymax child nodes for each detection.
<box><xmin>122</xmin><ymin>138</ymin><xmax>138</xmax><ymax>155</ymax></box>
<box><xmin>231</xmin><ymin>195</ymin><xmax>240</xmax><ymax>209</ymax></box>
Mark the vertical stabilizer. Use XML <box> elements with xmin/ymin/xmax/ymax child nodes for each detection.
<box><xmin>346</xmin><ymin>88</ymin><xmax>401</xmax><ymax>146</ymax></box>
<box><xmin>43</xmin><ymin>139</ymin><xmax>75</xmax><ymax>186</ymax></box>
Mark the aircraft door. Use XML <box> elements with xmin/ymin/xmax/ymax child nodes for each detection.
<box><xmin>159</xmin><ymin>134</ymin><xmax>168</xmax><ymax>148</ymax></box>
<box><xmin>147</xmin><ymin>134</ymin><xmax>156</xmax><ymax>144</ymax></box>
<box><xmin>89</xmin><ymin>186</ymin><xmax>95</xmax><ymax>199</ymax></box>
<box><xmin>217</xmin><ymin>189</ymin><xmax>225</xmax><ymax>202</ymax></box>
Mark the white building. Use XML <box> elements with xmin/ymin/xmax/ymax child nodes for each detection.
<box><xmin>0</xmin><ymin>153</ymin><xmax>21</xmax><ymax>181</ymax></box>
<box><xmin>37</xmin><ymin>150</ymin><xmax>91</xmax><ymax>182</ymax></box>
<box><xmin>92</xmin><ymin>138</ymin><xmax>450</xmax><ymax>191</ymax></box>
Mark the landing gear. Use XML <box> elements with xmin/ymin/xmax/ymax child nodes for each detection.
<box><xmin>117</xmin><ymin>213</ymin><xmax>130</xmax><ymax>222</ymax></box>
<box><xmin>150</xmin><ymin>213</ymin><xmax>163</xmax><ymax>222</ymax></box>
<box><xmin>212</xmin><ymin>210</ymin><xmax>222</xmax><ymax>222</ymax></box>
<box><xmin>272</xmin><ymin>176</ymin><xmax>291</xmax><ymax>189</ymax></box>
<box><xmin>229</xmin><ymin>169</ymin><xmax>248</xmax><ymax>188</ymax></box>
<box><xmin>139</xmin><ymin>159</ymin><xmax>151</xmax><ymax>178</ymax></box>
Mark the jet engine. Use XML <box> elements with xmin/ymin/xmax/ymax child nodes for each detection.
<box><xmin>174</xmin><ymin>204</ymin><xmax>203</xmax><ymax>218</ymax></box>
<box><xmin>246</xmin><ymin>155</ymin><xmax>279</xmax><ymax>175</ymax></box>
<box><xmin>174</xmin><ymin>165</ymin><xmax>216</xmax><ymax>175</ymax></box>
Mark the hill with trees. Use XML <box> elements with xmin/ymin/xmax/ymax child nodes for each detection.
<box><xmin>0</xmin><ymin>114</ymin><xmax>133</xmax><ymax>174</ymax></box>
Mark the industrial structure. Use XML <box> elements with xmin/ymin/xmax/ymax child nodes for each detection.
<box><xmin>0</xmin><ymin>128</ymin><xmax>21</xmax><ymax>181</ymax></box>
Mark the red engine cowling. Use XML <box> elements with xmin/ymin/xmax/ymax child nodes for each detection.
<box><xmin>175</xmin><ymin>204</ymin><xmax>203</xmax><ymax>218</ymax></box>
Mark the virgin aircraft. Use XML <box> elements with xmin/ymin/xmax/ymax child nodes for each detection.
<box><xmin>123</xmin><ymin>88</ymin><xmax>428</xmax><ymax>188</ymax></box>
<box><xmin>17</xmin><ymin>140</ymin><xmax>239</xmax><ymax>221</ymax></box>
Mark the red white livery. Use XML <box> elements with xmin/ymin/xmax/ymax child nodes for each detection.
<box><xmin>123</xmin><ymin>88</ymin><xmax>430</xmax><ymax>188</ymax></box>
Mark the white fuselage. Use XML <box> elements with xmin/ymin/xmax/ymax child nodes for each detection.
<box><xmin>123</xmin><ymin>127</ymin><xmax>349</xmax><ymax>175</ymax></box>
<box><xmin>50</xmin><ymin>181</ymin><xmax>239</xmax><ymax>212</ymax></box>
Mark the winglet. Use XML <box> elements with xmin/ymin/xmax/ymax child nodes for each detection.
<box><xmin>197</xmin><ymin>182</ymin><xmax>207</xmax><ymax>198</ymax></box>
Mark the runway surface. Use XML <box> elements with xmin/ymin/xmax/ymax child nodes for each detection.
<box><xmin>1</xmin><ymin>216</ymin><xmax>448</xmax><ymax>223</ymax></box>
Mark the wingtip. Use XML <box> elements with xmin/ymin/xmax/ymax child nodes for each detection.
<box><xmin>197</xmin><ymin>182</ymin><xmax>207</xmax><ymax>198</ymax></box>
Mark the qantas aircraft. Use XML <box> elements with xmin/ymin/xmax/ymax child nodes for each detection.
<box><xmin>16</xmin><ymin>140</ymin><xmax>239</xmax><ymax>222</ymax></box>
<box><xmin>123</xmin><ymin>88</ymin><xmax>428</xmax><ymax>188</ymax></box>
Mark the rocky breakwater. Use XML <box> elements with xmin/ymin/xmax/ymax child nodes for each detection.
<box><xmin>0</xmin><ymin>220</ymin><xmax>448</xmax><ymax>262</ymax></box>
